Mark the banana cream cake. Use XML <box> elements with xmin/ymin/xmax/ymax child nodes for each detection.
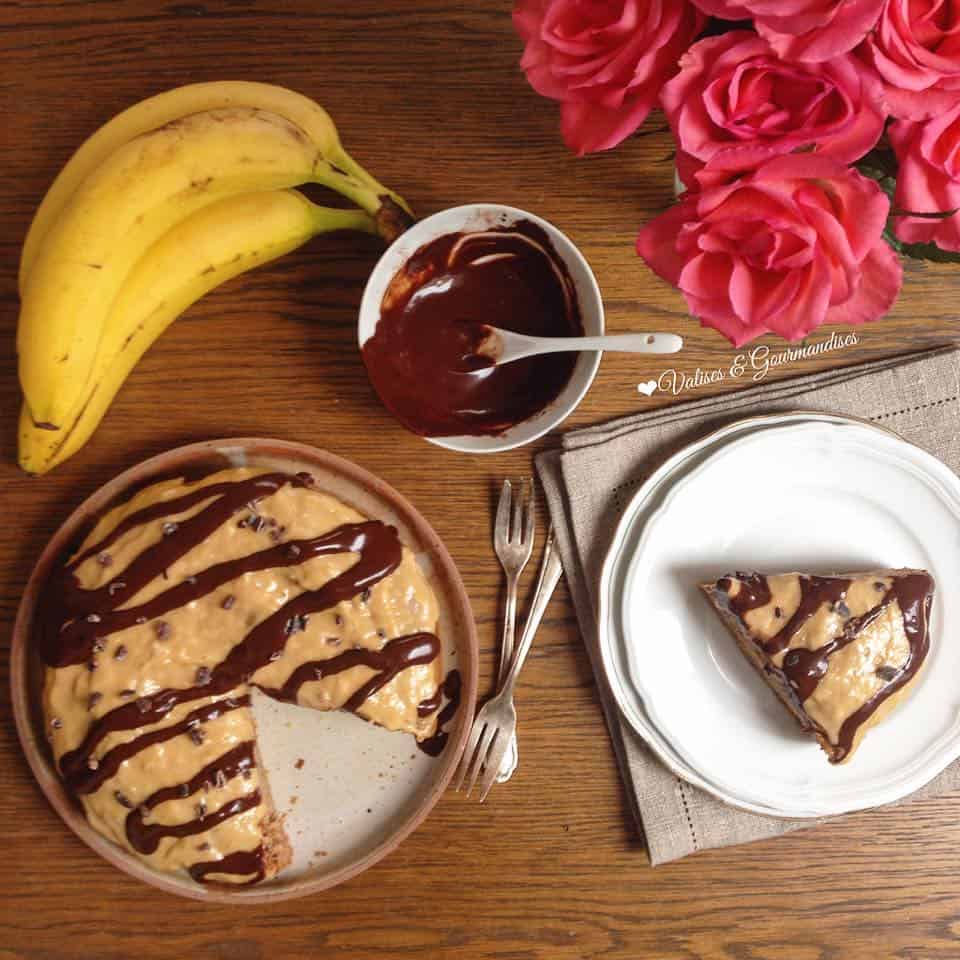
<box><xmin>38</xmin><ymin>468</ymin><xmax>456</xmax><ymax>886</ymax></box>
<box><xmin>701</xmin><ymin>569</ymin><xmax>934</xmax><ymax>763</ymax></box>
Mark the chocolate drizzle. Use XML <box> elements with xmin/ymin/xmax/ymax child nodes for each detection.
<box><xmin>725</xmin><ymin>573</ymin><xmax>772</xmax><ymax>618</ymax></box>
<box><xmin>58</xmin><ymin>518</ymin><xmax>403</xmax><ymax>781</ymax></box>
<box><xmin>763</xmin><ymin>576</ymin><xmax>850</xmax><ymax>657</ymax></box>
<box><xmin>128</xmin><ymin>790</ymin><xmax>262</xmax><ymax>855</ymax></box>
<box><xmin>62</xmin><ymin>695</ymin><xmax>251</xmax><ymax>795</ymax></box>
<box><xmin>51</xmin><ymin>524</ymin><xmax>396</xmax><ymax>669</ymax></box>
<box><xmin>39</xmin><ymin>473</ymin><xmax>309</xmax><ymax>667</ymax></box>
<box><xmin>40</xmin><ymin>470</ymin><xmax>447</xmax><ymax>885</ymax></box>
<box><xmin>833</xmin><ymin>573</ymin><xmax>932</xmax><ymax>759</ymax></box>
<box><xmin>188</xmin><ymin>846</ymin><xmax>265</xmax><ymax>886</ymax></box>
<box><xmin>261</xmin><ymin>632</ymin><xmax>441</xmax><ymax>707</ymax></box>
<box><xmin>417</xmin><ymin>669</ymin><xmax>462</xmax><ymax>757</ymax></box>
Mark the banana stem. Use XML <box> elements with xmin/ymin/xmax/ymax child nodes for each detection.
<box><xmin>308</xmin><ymin>204</ymin><xmax>379</xmax><ymax>236</ymax></box>
<box><xmin>313</xmin><ymin>161</ymin><xmax>413</xmax><ymax>243</ymax></box>
<box><xmin>328</xmin><ymin>144</ymin><xmax>414</xmax><ymax>217</ymax></box>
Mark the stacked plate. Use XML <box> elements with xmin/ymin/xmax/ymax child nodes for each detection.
<box><xmin>597</xmin><ymin>413</ymin><xmax>960</xmax><ymax>818</ymax></box>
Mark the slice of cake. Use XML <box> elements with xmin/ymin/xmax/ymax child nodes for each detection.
<box><xmin>700</xmin><ymin>570</ymin><xmax>934</xmax><ymax>763</ymax></box>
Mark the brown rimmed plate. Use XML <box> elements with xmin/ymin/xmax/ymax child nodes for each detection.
<box><xmin>11</xmin><ymin>438</ymin><xmax>478</xmax><ymax>903</ymax></box>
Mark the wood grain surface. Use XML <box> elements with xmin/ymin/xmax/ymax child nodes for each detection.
<box><xmin>2</xmin><ymin>3</ymin><xmax>960</xmax><ymax>958</ymax></box>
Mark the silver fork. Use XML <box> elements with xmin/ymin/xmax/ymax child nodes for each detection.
<box><xmin>456</xmin><ymin>524</ymin><xmax>563</xmax><ymax>801</ymax></box>
<box><xmin>491</xmin><ymin>479</ymin><xmax>534</xmax><ymax>781</ymax></box>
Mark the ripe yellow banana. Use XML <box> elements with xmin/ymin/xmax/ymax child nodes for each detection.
<box><xmin>19</xmin><ymin>80</ymin><xmax>410</xmax><ymax>292</ymax></box>
<box><xmin>19</xmin><ymin>190</ymin><xmax>376</xmax><ymax>475</ymax></box>
<box><xmin>19</xmin><ymin>107</ymin><xmax>327</xmax><ymax>431</ymax></box>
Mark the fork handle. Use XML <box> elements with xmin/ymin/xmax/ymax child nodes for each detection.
<box><xmin>499</xmin><ymin>528</ymin><xmax>563</xmax><ymax>699</ymax></box>
<box><xmin>498</xmin><ymin>575</ymin><xmax>520</xmax><ymax>687</ymax></box>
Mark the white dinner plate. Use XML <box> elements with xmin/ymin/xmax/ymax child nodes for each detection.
<box><xmin>600</xmin><ymin>415</ymin><xmax>960</xmax><ymax>818</ymax></box>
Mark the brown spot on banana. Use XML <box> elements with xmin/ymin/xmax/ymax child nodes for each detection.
<box><xmin>375</xmin><ymin>196</ymin><xmax>414</xmax><ymax>243</ymax></box>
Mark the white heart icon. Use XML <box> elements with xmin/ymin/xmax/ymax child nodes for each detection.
<box><xmin>637</xmin><ymin>380</ymin><xmax>657</xmax><ymax>397</ymax></box>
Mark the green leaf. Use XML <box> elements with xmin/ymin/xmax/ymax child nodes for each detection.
<box><xmin>883</xmin><ymin>227</ymin><xmax>905</xmax><ymax>253</ymax></box>
<box><xmin>890</xmin><ymin>207</ymin><xmax>960</xmax><ymax>220</ymax></box>
<box><xmin>897</xmin><ymin>240</ymin><xmax>960</xmax><ymax>264</ymax></box>
<box><xmin>856</xmin><ymin>146</ymin><xmax>898</xmax><ymax>179</ymax></box>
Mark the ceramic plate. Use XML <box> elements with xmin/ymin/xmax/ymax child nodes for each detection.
<box><xmin>11</xmin><ymin>438</ymin><xmax>477</xmax><ymax>902</ymax></box>
<box><xmin>608</xmin><ymin>418</ymin><xmax>960</xmax><ymax>818</ymax></box>
<box><xmin>599</xmin><ymin>413</ymin><xmax>856</xmax><ymax>807</ymax></box>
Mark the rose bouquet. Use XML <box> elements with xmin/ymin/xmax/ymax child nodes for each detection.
<box><xmin>513</xmin><ymin>0</ymin><xmax>960</xmax><ymax>346</ymax></box>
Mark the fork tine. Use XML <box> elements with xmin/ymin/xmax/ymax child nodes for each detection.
<box><xmin>453</xmin><ymin>715</ymin><xmax>487</xmax><ymax>792</ymax></box>
<box><xmin>511</xmin><ymin>482</ymin><xmax>523</xmax><ymax>543</ymax></box>
<box><xmin>523</xmin><ymin>479</ymin><xmax>535</xmax><ymax>547</ymax></box>
<box><xmin>478</xmin><ymin>728</ymin><xmax>512</xmax><ymax>802</ymax></box>
<box><xmin>465</xmin><ymin>723</ymin><xmax>499</xmax><ymax>798</ymax></box>
<box><xmin>495</xmin><ymin>479</ymin><xmax>512</xmax><ymax>546</ymax></box>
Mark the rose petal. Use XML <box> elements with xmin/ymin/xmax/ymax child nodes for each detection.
<box><xmin>825</xmin><ymin>241</ymin><xmax>903</xmax><ymax>325</ymax></box>
<box><xmin>513</xmin><ymin>0</ymin><xmax>704</xmax><ymax>155</ymax></box>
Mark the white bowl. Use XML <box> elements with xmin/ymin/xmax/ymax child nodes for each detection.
<box><xmin>358</xmin><ymin>203</ymin><xmax>604</xmax><ymax>453</ymax></box>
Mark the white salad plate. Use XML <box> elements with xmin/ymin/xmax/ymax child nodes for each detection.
<box><xmin>599</xmin><ymin>413</ymin><xmax>960</xmax><ymax>818</ymax></box>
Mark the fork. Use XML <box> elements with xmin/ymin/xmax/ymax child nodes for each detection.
<box><xmin>456</xmin><ymin>524</ymin><xmax>563</xmax><ymax>801</ymax></box>
<box><xmin>491</xmin><ymin>478</ymin><xmax>534</xmax><ymax>781</ymax></box>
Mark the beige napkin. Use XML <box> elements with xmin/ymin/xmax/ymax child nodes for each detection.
<box><xmin>536</xmin><ymin>345</ymin><xmax>960</xmax><ymax>865</ymax></box>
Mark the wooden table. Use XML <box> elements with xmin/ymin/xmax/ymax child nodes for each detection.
<box><xmin>2</xmin><ymin>4</ymin><xmax>959</xmax><ymax>958</ymax></box>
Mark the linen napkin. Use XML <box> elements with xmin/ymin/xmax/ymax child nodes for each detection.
<box><xmin>536</xmin><ymin>345</ymin><xmax>960</xmax><ymax>865</ymax></box>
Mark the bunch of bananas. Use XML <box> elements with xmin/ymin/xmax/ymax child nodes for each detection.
<box><xmin>17</xmin><ymin>81</ymin><xmax>411</xmax><ymax>475</ymax></box>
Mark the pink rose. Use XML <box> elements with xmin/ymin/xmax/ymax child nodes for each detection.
<box><xmin>512</xmin><ymin>0</ymin><xmax>705</xmax><ymax>155</ymax></box>
<box><xmin>861</xmin><ymin>0</ymin><xmax>960</xmax><ymax>120</ymax></box>
<box><xmin>663</xmin><ymin>32</ymin><xmax>886</xmax><ymax>189</ymax></box>
<box><xmin>636</xmin><ymin>156</ymin><xmax>902</xmax><ymax>346</ymax></box>
<box><xmin>691</xmin><ymin>0</ymin><xmax>885</xmax><ymax>61</ymax></box>
<box><xmin>889</xmin><ymin>105</ymin><xmax>960</xmax><ymax>250</ymax></box>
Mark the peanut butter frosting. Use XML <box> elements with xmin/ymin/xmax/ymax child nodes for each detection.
<box><xmin>39</xmin><ymin>468</ymin><xmax>455</xmax><ymax>886</ymax></box>
<box><xmin>702</xmin><ymin>569</ymin><xmax>934</xmax><ymax>763</ymax></box>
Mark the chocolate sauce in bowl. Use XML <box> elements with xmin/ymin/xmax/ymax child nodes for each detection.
<box><xmin>361</xmin><ymin>220</ymin><xmax>583</xmax><ymax>437</ymax></box>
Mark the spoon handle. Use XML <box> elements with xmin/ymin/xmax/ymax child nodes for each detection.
<box><xmin>504</xmin><ymin>331</ymin><xmax>683</xmax><ymax>360</ymax></box>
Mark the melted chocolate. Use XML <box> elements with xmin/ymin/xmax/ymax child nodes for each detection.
<box><xmin>361</xmin><ymin>220</ymin><xmax>583</xmax><ymax>437</ymax></box>
<box><xmin>63</xmin><ymin>695</ymin><xmax>251</xmax><ymax>795</ymax></box>
<box><xmin>417</xmin><ymin>669</ymin><xmax>462</xmax><ymax>757</ymax></box>
<box><xmin>764</xmin><ymin>576</ymin><xmax>851</xmax><ymax>657</ymax></box>
<box><xmin>41</xmin><ymin>470</ymin><xmax>448</xmax><ymax>884</ymax></box>
<box><xmin>188</xmin><ymin>846</ymin><xmax>265</xmax><ymax>886</ymax></box>
<box><xmin>57</xmin><ymin>515</ymin><xmax>404</xmax><ymax>795</ymax></box>
<box><xmin>128</xmin><ymin>791</ymin><xmax>262</xmax><ymax>856</ymax></box>
<box><xmin>833</xmin><ymin>573</ymin><xmax>932</xmax><ymax>759</ymax></box>
<box><xmin>39</xmin><ymin>472</ymin><xmax>309</xmax><ymax>667</ymax></box>
<box><xmin>722</xmin><ymin>573</ymin><xmax>772</xmax><ymax>618</ymax></box>
<box><xmin>260</xmin><ymin>632</ymin><xmax>441</xmax><ymax>707</ymax></box>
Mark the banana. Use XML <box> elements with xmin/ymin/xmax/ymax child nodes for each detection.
<box><xmin>18</xmin><ymin>107</ymin><xmax>328</xmax><ymax>430</ymax></box>
<box><xmin>19</xmin><ymin>190</ymin><xmax>376</xmax><ymax>475</ymax></box>
<box><xmin>19</xmin><ymin>80</ymin><xmax>410</xmax><ymax>292</ymax></box>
